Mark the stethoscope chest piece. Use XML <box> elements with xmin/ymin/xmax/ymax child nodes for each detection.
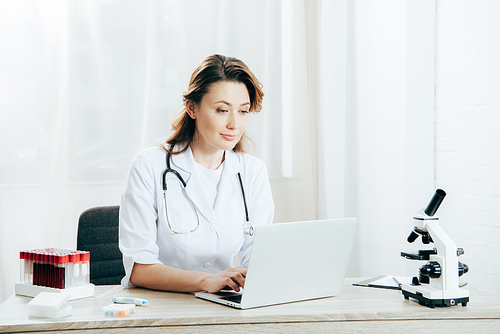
<box><xmin>244</xmin><ymin>224</ymin><xmax>254</xmax><ymax>237</ymax></box>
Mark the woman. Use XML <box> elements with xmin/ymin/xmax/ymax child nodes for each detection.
<box><xmin>119</xmin><ymin>54</ymin><xmax>274</xmax><ymax>293</ymax></box>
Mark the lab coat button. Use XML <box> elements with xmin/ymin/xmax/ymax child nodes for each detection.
<box><xmin>210</xmin><ymin>225</ymin><xmax>217</xmax><ymax>231</ymax></box>
<box><xmin>203</xmin><ymin>262</ymin><xmax>211</xmax><ymax>269</ymax></box>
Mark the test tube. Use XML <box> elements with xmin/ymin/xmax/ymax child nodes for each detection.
<box><xmin>77</xmin><ymin>251</ymin><xmax>82</xmax><ymax>286</ymax></box>
<box><xmin>47</xmin><ymin>249</ymin><xmax>55</xmax><ymax>287</ymax></box>
<box><xmin>32</xmin><ymin>250</ymin><xmax>39</xmax><ymax>286</ymax></box>
<box><xmin>24</xmin><ymin>250</ymin><xmax>30</xmax><ymax>283</ymax></box>
<box><xmin>36</xmin><ymin>250</ymin><xmax>43</xmax><ymax>287</ymax></box>
<box><xmin>23</xmin><ymin>250</ymin><xmax>29</xmax><ymax>284</ymax></box>
<box><xmin>46</xmin><ymin>250</ymin><xmax>51</xmax><ymax>288</ymax></box>
<box><xmin>40</xmin><ymin>250</ymin><xmax>49</xmax><ymax>287</ymax></box>
<box><xmin>80</xmin><ymin>251</ymin><xmax>90</xmax><ymax>285</ymax></box>
<box><xmin>38</xmin><ymin>250</ymin><xmax>44</xmax><ymax>287</ymax></box>
<box><xmin>39</xmin><ymin>250</ymin><xmax>45</xmax><ymax>286</ymax></box>
<box><xmin>69</xmin><ymin>252</ymin><xmax>79</xmax><ymax>287</ymax></box>
<box><xmin>57</xmin><ymin>251</ymin><xmax>63</xmax><ymax>288</ymax></box>
<box><xmin>65</xmin><ymin>252</ymin><xmax>71</xmax><ymax>288</ymax></box>
<box><xmin>27</xmin><ymin>250</ymin><xmax>33</xmax><ymax>284</ymax></box>
<box><xmin>64</xmin><ymin>250</ymin><xmax>70</xmax><ymax>288</ymax></box>
<box><xmin>57</xmin><ymin>253</ymin><xmax>68</xmax><ymax>289</ymax></box>
<box><xmin>45</xmin><ymin>251</ymin><xmax>51</xmax><ymax>287</ymax></box>
<box><xmin>50</xmin><ymin>252</ymin><xmax>56</xmax><ymax>288</ymax></box>
<box><xmin>46</xmin><ymin>252</ymin><xmax>52</xmax><ymax>288</ymax></box>
<box><xmin>54</xmin><ymin>250</ymin><xmax>59</xmax><ymax>288</ymax></box>
<box><xmin>54</xmin><ymin>251</ymin><xmax>59</xmax><ymax>288</ymax></box>
<box><xmin>41</xmin><ymin>251</ymin><xmax>47</xmax><ymax>287</ymax></box>
<box><xmin>19</xmin><ymin>251</ymin><xmax>25</xmax><ymax>283</ymax></box>
<box><xmin>48</xmin><ymin>251</ymin><xmax>54</xmax><ymax>287</ymax></box>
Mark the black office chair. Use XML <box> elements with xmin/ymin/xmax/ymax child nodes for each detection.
<box><xmin>77</xmin><ymin>205</ymin><xmax>125</xmax><ymax>285</ymax></box>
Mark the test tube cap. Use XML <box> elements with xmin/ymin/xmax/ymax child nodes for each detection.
<box><xmin>80</xmin><ymin>251</ymin><xmax>90</xmax><ymax>262</ymax></box>
<box><xmin>57</xmin><ymin>254</ymin><xmax>69</xmax><ymax>264</ymax></box>
<box><xmin>69</xmin><ymin>252</ymin><xmax>80</xmax><ymax>263</ymax></box>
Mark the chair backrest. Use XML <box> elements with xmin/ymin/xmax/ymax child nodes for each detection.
<box><xmin>77</xmin><ymin>205</ymin><xmax>125</xmax><ymax>285</ymax></box>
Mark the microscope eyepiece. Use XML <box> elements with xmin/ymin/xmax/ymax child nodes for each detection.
<box><xmin>424</xmin><ymin>189</ymin><xmax>446</xmax><ymax>216</ymax></box>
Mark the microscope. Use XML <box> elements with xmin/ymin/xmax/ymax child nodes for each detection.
<box><xmin>401</xmin><ymin>189</ymin><xmax>469</xmax><ymax>308</ymax></box>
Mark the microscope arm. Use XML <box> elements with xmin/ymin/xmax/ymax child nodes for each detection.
<box><xmin>424</xmin><ymin>220</ymin><xmax>459</xmax><ymax>291</ymax></box>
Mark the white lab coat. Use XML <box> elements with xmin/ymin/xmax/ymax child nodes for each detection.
<box><xmin>119</xmin><ymin>145</ymin><xmax>274</xmax><ymax>288</ymax></box>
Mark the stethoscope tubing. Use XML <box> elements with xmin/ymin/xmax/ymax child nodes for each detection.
<box><xmin>162</xmin><ymin>149</ymin><xmax>251</xmax><ymax>235</ymax></box>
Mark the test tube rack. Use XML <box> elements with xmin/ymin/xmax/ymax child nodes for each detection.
<box><xmin>16</xmin><ymin>248</ymin><xmax>94</xmax><ymax>300</ymax></box>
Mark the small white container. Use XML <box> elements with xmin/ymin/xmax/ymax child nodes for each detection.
<box><xmin>103</xmin><ymin>303</ymin><xmax>135</xmax><ymax>316</ymax></box>
<box><xmin>28</xmin><ymin>292</ymin><xmax>72</xmax><ymax>319</ymax></box>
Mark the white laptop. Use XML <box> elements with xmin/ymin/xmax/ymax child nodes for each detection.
<box><xmin>195</xmin><ymin>217</ymin><xmax>357</xmax><ymax>309</ymax></box>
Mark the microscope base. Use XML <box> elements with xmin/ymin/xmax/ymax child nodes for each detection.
<box><xmin>402</xmin><ymin>289</ymin><xmax>469</xmax><ymax>308</ymax></box>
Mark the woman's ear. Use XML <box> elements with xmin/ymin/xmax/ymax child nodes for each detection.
<box><xmin>185</xmin><ymin>100</ymin><xmax>197</xmax><ymax>119</ymax></box>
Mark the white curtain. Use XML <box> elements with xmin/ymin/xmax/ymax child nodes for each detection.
<box><xmin>0</xmin><ymin>0</ymin><xmax>345</xmax><ymax>302</ymax></box>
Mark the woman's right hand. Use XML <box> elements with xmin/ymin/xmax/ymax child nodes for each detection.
<box><xmin>200</xmin><ymin>267</ymin><xmax>247</xmax><ymax>293</ymax></box>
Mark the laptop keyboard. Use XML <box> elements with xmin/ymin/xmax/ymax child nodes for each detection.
<box><xmin>220</xmin><ymin>294</ymin><xmax>242</xmax><ymax>303</ymax></box>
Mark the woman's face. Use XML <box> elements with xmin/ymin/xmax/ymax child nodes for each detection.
<box><xmin>188</xmin><ymin>81</ymin><xmax>250</xmax><ymax>153</ymax></box>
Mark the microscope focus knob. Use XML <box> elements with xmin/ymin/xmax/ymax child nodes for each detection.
<box><xmin>419</xmin><ymin>261</ymin><xmax>442</xmax><ymax>279</ymax></box>
<box><xmin>459</xmin><ymin>262</ymin><xmax>469</xmax><ymax>277</ymax></box>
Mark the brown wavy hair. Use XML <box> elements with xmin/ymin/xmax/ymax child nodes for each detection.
<box><xmin>165</xmin><ymin>54</ymin><xmax>264</xmax><ymax>154</ymax></box>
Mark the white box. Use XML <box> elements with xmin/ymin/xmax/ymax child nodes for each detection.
<box><xmin>28</xmin><ymin>292</ymin><xmax>72</xmax><ymax>319</ymax></box>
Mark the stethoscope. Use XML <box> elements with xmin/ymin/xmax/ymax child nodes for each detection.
<box><xmin>162</xmin><ymin>150</ymin><xmax>254</xmax><ymax>236</ymax></box>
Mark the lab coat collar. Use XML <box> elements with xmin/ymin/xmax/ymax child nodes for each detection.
<box><xmin>168</xmin><ymin>146</ymin><xmax>194</xmax><ymax>179</ymax></box>
<box><xmin>221</xmin><ymin>150</ymin><xmax>242</xmax><ymax>175</ymax></box>
<box><xmin>213</xmin><ymin>152</ymin><xmax>242</xmax><ymax>221</ymax></box>
<box><xmin>169</xmin><ymin>147</ymin><xmax>242</xmax><ymax>226</ymax></box>
<box><xmin>170</xmin><ymin>146</ymin><xmax>241</xmax><ymax>176</ymax></box>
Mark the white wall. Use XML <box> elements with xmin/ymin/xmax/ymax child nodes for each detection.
<box><xmin>346</xmin><ymin>0</ymin><xmax>500</xmax><ymax>299</ymax></box>
<box><xmin>434</xmin><ymin>1</ymin><xmax>500</xmax><ymax>299</ymax></box>
<box><xmin>345</xmin><ymin>0</ymin><xmax>436</xmax><ymax>278</ymax></box>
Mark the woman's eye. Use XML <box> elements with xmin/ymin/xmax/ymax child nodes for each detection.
<box><xmin>240</xmin><ymin>110</ymin><xmax>250</xmax><ymax>114</ymax></box>
<box><xmin>217</xmin><ymin>109</ymin><xmax>228</xmax><ymax>113</ymax></box>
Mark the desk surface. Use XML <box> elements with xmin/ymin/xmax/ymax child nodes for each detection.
<box><xmin>1</xmin><ymin>278</ymin><xmax>499</xmax><ymax>333</ymax></box>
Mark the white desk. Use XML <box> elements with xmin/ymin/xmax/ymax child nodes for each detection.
<box><xmin>1</xmin><ymin>278</ymin><xmax>499</xmax><ymax>333</ymax></box>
